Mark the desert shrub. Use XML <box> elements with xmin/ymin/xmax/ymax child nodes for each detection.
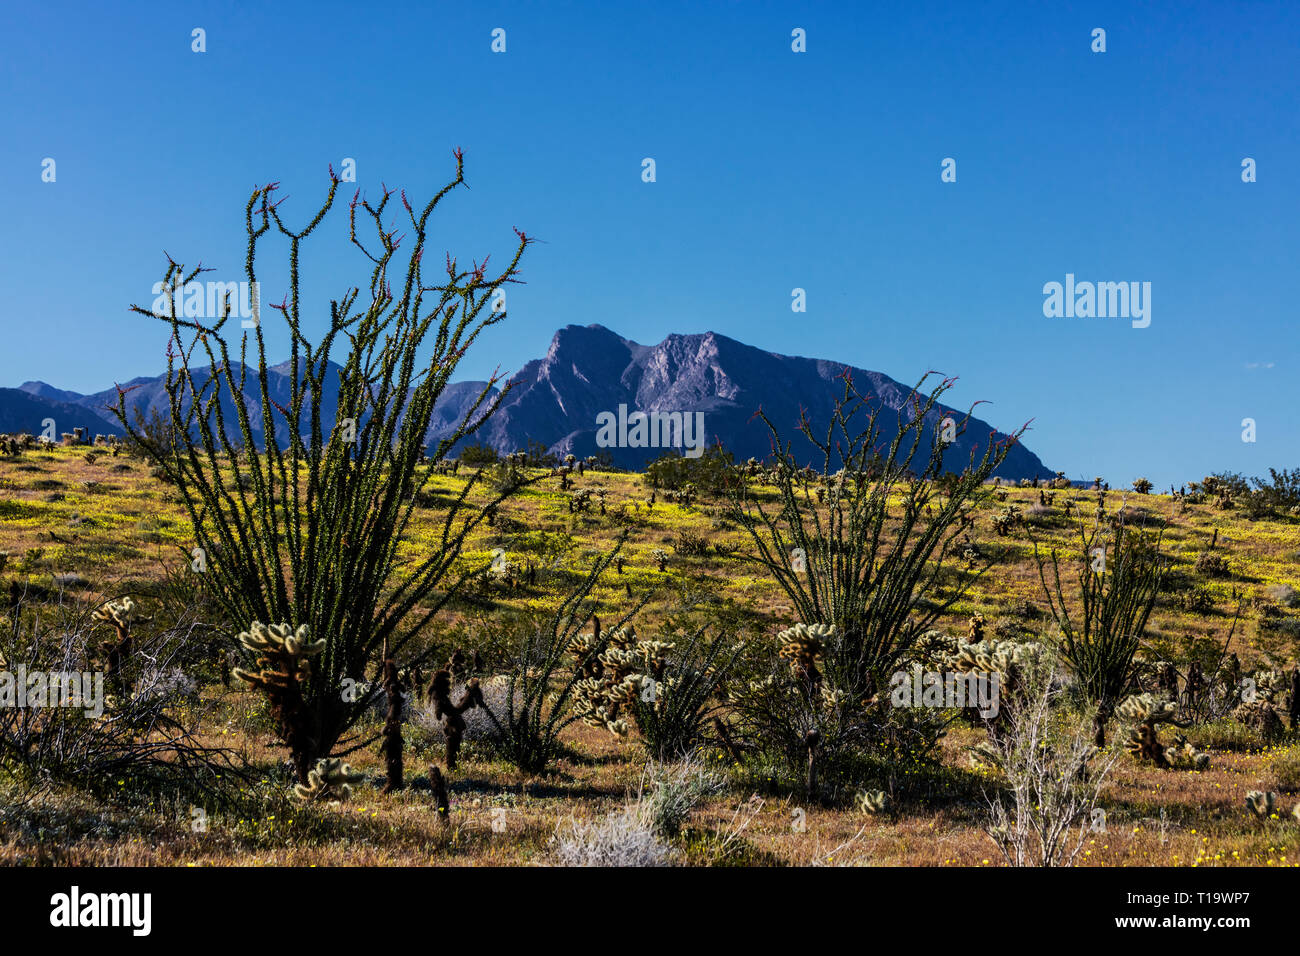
<box><xmin>646</xmin><ymin>445</ymin><xmax>738</xmax><ymax>496</ymax></box>
<box><xmin>132</xmin><ymin>665</ymin><xmax>200</xmax><ymax>707</ymax></box>
<box><xmin>629</xmin><ymin>625</ymin><xmax>741</xmax><ymax>760</ymax></box>
<box><xmin>1195</xmin><ymin>551</ymin><xmax>1231</xmax><ymax>578</ymax></box>
<box><xmin>977</xmin><ymin>654</ymin><xmax>1121</xmax><ymax>867</ymax></box>
<box><xmin>456</xmin><ymin>442</ymin><xmax>499</xmax><ymax>467</ymax></box>
<box><xmin>1250</xmin><ymin>467</ymin><xmax>1300</xmax><ymax>511</ymax></box>
<box><xmin>1265</xmin><ymin>584</ymin><xmax>1299</xmax><ymax>608</ymax></box>
<box><xmin>671</xmin><ymin>529</ymin><xmax>711</xmax><ymax>557</ymax></box>
<box><xmin>0</xmin><ymin>501</ymin><xmax>40</xmax><ymax>522</ymax></box>
<box><xmin>122</xmin><ymin>406</ymin><xmax>181</xmax><ymax>461</ymax></box>
<box><xmin>1179</xmin><ymin>586</ymin><xmax>1216</xmax><ymax>614</ymax></box>
<box><xmin>551</xmin><ymin>804</ymin><xmax>673</xmax><ymax>867</ymax></box>
<box><xmin>1263</xmin><ymin>616</ymin><xmax>1300</xmax><ymax>641</ymax></box>
<box><xmin>0</xmin><ymin>594</ymin><xmax>243</xmax><ymax>803</ymax></box>
<box><xmin>638</xmin><ymin>754</ymin><xmax>726</xmax><ymax>838</ymax></box>
<box><xmin>1181</xmin><ymin>718</ymin><xmax>1265</xmax><ymax>753</ymax></box>
<box><xmin>115</xmin><ymin>155</ymin><xmax>532</xmax><ymax>780</ymax></box>
<box><xmin>1034</xmin><ymin>518</ymin><xmax>1166</xmax><ymax>745</ymax></box>
<box><xmin>1024</xmin><ymin>503</ymin><xmax>1058</xmax><ymax>528</ymax></box>
<box><xmin>550</xmin><ymin>757</ymin><xmax>720</xmax><ymax>865</ymax></box>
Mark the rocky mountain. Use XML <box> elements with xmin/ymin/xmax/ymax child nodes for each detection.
<box><xmin>0</xmin><ymin>387</ymin><xmax>122</xmax><ymax>438</ymax></box>
<box><xmin>433</xmin><ymin>325</ymin><xmax>1052</xmax><ymax>479</ymax></box>
<box><xmin>3</xmin><ymin>324</ymin><xmax>1052</xmax><ymax>479</ymax></box>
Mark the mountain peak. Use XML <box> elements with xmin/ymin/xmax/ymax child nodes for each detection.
<box><xmin>455</xmin><ymin>325</ymin><xmax>1051</xmax><ymax>477</ymax></box>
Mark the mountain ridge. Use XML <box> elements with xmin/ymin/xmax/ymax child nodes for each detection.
<box><xmin>4</xmin><ymin>324</ymin><xmax>1052</xmax><ymax>479</ymax></box>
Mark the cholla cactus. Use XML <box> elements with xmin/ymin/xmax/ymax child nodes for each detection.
<box><xmin>231</xmin><ymin>622</ymin><xmax>324</xmax><ymax>692</ymax></box>
<box><xmin>651</xmin><ymin>549</ymin><xmax>669</xmax><ymax>572</ymax></box>
<box><xmin>777</xmin><ymin>623</ymin><xmax>834</xmax><ymax>689</ymax></box>
<box><xmin>232</xmin><ymin>622</ymin><xmax>325</xmax><ymax>781</ymax></box>
<box><xmin>571</xmin><ymin>626</ymin><xmax>667</xmax><ymax>737</ymax></box>
<box><xmin>1245</xmin><ymin>790</ymin><xmax>1277</xmax><ymax>820</ymax></box>
<box><xmin>294</xmin><ymin>757</ymin><xmax>364</xmax><ymax>803</ymax></box>
<box><xmin>92</xmin><ymin>596</ymin><xmax>149</xmax><ymax>690</ymax></box>
<box><xmin>1232</xmin><ymin>698</ymin><xmax>1285</xmax><ymax>741</ymax></box>
<box><xmin>912</xmin><ymin>629</ymin><xmax>960</xmax><ymax>669</ymax></box>
<box><xmin>1254</xmin><ymin>668</ymin><xmax>1288</xmax><ymax>703</ymax></box>
<box><xmin>664</xmin><ymin>484</ymin><xmax>696</xmax><ymax>506</ymax></box>
<box><xmin>856</xmin><ymin>789</ymin><xmax>890</xmax><ymax>814</ymax></box>
<box><xmin>951</xmin><ymin>637</ymin><xmax>1039</xmax><ymax>676</ymax></box>
<box><xmin>93</xmin><ymin>595</ymin><xmax>143</xmax><ymax>631</ymax></box>
<box><xmin>991</xmin><ymin>505</ymin><xmax>1021</xmax><ymax>536</ymax></box>
<box><xmin>429</xmin><ymin>669</ymin><xmax>485</xmax><ymax>769</ymax></box>
<box><xmin>1118</xmin><ymin>693</ymin><xmax>1206</xmax><ymax>769</ymax></box>
<box><xmin>1163</xmin><ymin>734</ymin><xmax>1210</xmax><ymax>771</ymax></box>
<box><xmin>966</xmin><ymin>613</ymin><xmax>986</xmax><ymax>643</ymax></box>
<box><xmin>1117</xmin><ymin>693</ymin><xmax>1177</xmax><ymax>725</ymax></box>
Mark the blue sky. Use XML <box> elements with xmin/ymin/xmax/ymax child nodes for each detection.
<box><xmin>1</xmin><ymin>0</ymin><xmax>1296</xmax><ymax>487</ymax></box>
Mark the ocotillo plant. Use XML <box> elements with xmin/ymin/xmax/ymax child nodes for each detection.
<box><xmin>728</xmin><ymin>371</ymin><xmax>1023</xmax><ymax>706</ymax></box>
<box><xmin>117</xmin><ymin>152</ymin><xmax>533</xmax><ymax>780</ymax></box>
<box><xmin>628</xmin><ymin>625</ymin><xmax>741</xmax><ymax>761</ymax></box>
<box><xmin>480</xmin><ymin>537</ymin><xmax>646</xmax><ymax>774</ymax></box>
<box><xmin>1034</xmin><ymin>518</ymin><xmax>1166</xmax><ymax>745</ymax></box>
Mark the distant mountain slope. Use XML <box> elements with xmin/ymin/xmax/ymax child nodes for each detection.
<box><xmin>0</xmin><ymin>387</ymin><xmax>122</xmax><ymax>437</ymax></box>
<box><xmin>2</xmin><ymin>325</ymin><xmax>1052</xmax><ymax>479</ymax></box>
<box><xmin>434</xmin><ymin>324</ymin><xmax>1052</xmax><ymax>479</ymax></box>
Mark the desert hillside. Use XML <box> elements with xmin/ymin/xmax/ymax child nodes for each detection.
<box><xmin>1</xmin><ymin>440</ymin><xmax>1297</xmax><ymax>867</ymax></box>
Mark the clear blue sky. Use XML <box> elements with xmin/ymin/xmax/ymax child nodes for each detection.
<box><xmin>1</xmin><ymin>0</ymin><xmax>1296</xmax><ymax>488</ymax></box>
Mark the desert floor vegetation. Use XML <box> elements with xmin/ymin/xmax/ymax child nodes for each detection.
<box><xmin>2</xmin><ymin>439</ymin><xmax>1299</xmax><ymax>867</ymax></box>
